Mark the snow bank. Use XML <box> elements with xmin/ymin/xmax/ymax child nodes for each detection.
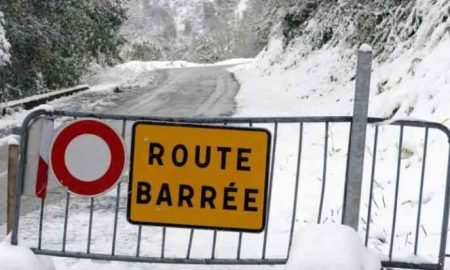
<box><xmin>33</xmin><ymin>104</ymin><xmax>54</xmax><ymax>113</ymax></box>
<box><xmin>83</xmin><ymin>61</ymin><xmax>187</xmax><ymax>91</ymax></box>
<box><xmin>213</xmin><ymin>58</ymin><xmax>253</xmax><ymax>66</ymax></box>
<box><xmin>0</xmin><ymin>235</ymin><xmax>55</xmax><ymax>270</ymax></box>
<box><xmin>85</xmin><ymin>59</ymin><xmax>253</xmax><ymax>93</ymax></box>
<box><xmin>289</xmin><ymin>225</ymin><xmax>381</xmax><ymax>270</ymax></box>
<box><xmin>83</xmin><ymin>60</ymin><xmax>208</xmax><ymax>92</ymax></box>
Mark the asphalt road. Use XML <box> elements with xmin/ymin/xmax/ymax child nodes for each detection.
<box><xmin>0</xmin><ymin>65</ymin><xmax>239</xmax><ymax>225</ymax></box>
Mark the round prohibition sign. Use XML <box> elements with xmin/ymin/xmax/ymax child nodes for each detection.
<box><xmin>50</xmin><ymin>119</ymin><xmax>126</xmax><ymax>197</ymax></box>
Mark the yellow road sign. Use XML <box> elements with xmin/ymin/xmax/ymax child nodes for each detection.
<box><xmin>127</xmin><ymin>122</ymin><xmax>271</xmax><ymax>232</ymax></box>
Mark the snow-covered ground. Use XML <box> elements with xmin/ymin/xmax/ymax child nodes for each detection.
<box><xmin>227</xmin><ymin>0</ymin><xmax>450</xmax><ymax>267</ymax></box>
<box><xmin>231</xmin><ymin>0</ymin><xmax>450</xmax><ymax>123</ymax></box>
<box><xmin>0</xmin><ymin>224</ymin><xmax>381</xmax><ymax>270</ymax></box>
<box><xmin>0</xmin><ymin>235</ymin><xmax>54</xmax><ymax>270</ymax></box>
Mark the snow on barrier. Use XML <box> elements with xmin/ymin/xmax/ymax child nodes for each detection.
<box><xmin>9</xmin><ymin>109</ymin><xmax>450</xmax><ymax>270</ymax></box>
<box><xmin>0</xmin><ymin>84</ymin><xmax>89</xmax><ymax>115</ymax></box>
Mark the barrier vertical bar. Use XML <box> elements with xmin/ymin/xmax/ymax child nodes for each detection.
<box><xmin>318</xmin><ymin>122</ymin><xmax>329</xmax><ymax>224</ymax></box>
<box><xmin>438</xmin><ymin>146</ymin><xmax>450</xmax><ymax>270</ymax></box>
<box><xmin>389</xmin><ymin>125</ymin><xmax>404</xmax><ymax>260</ymax></box>
<box><xmin>112</xmin><ymin>119</ymin><xmax>126</xmax><ymax>255</ymax></box>
<box><xmin>62</xmin><ymin>193</ymin><xmax>70</xmax><ymax>252</ymax></box>
<box><xmin>87</xmin><ymin>198</ymin><xmax>95</xmax><ymax>254</ymax></box>
<box><xmin>414</xmin><ymin>127</ymin><xmax>429</xmax><ymax>254</ymax></box>
<box><xmin>37</xmin><ymin>198</ymin><xmax>45</xmax><ymax>250</ymax></box>
<box><xmin>287</xmin><ymin>122</ymin><xmax>303</xmax><ymax>259</ymax></box>
<box><xmin>211</xmin><ymin>230</ymin><xmax>217</xmax><ymax>259</ymax></box>
<box><xmin>136</xmin><ymin>226</ymin><xmax>142</xmax><ymax>257</ymax></box>
<box><xmin>342</xmin><ymin>44</ymin><xmax>373</xmax><ymax>230</ymax></box>
<box><xmin>187</xmin><ymin>229</ymin><xmax>194</xmax><ymax>259</ymax></box>
<box><xmin>262</xmin><ymin>122</ymin><xmax>278</xmax><ymax>259</ymax></box>
<box><xmin>161</xmin><ymin>227</ymin><xmax>166</xmax><ymax>258</ymax></box>
<box><xmin>365</xmin><ymin>126</ymin><xmax>379</xmax><ymax>246</ymax></box>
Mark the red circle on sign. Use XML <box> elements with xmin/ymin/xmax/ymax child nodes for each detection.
<box><xmin>50</xmin><ymin>119</ymin><xmax>125</xmax><ymax>197</ymax></box>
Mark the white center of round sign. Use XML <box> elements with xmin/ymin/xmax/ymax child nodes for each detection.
<box><xmin>64</xmin><ymin>134</ymin><xmax>111</xmax><ymax>182</ymax></box>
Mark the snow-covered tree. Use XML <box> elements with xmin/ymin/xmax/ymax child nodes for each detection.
<box><xmin>1</xmin><ymin>0</ymin><xmax>127</xmax><ymax>98</ymax></box>
<box><xmin>122</xmin><ymin>0</ymin><xmax>271</xmax><ymax>63</ymax></box>
<box><xmin>0</xmin><ymin>10</ymin><xmax>10</xmax><ymax>67</ymax></box>
<box><xmin>0</xmin><ymin>9</ymin><xmax>11</xmax><ymax>103</ymax></box>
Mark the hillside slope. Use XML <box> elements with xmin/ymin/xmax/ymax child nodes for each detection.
<box><xmin>233</xmin><ymin>0</ymin><xmax>450</xmax><ymax>124</ymax></box>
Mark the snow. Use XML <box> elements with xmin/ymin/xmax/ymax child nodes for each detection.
<box><xmin>33</xmin><ymin>105</ymin><xmax>54</xmax><ymax>113</ymax></box>
<box><xmin>231</xmin><ymin>0</ymin><xmax>450</xmax><ymax>123</ymax></box>
<box><xmin>359</xmin><ymin>44</ymin><xmax>372</xmax><ymax>53</ymax></box>
<box><xmin>213</xmin><ymin>58</ymin><xmax>253</xmax><ymax>66</ymax></box>
<box><xmin>289</xmin><ymin>225</ymin><xmax>380</xmax><ymax>270</ymax></box>
<box><xmin>85</xmin><ymin>61</ymin><xmax>201</xmax><ymax>92</ymax></box>
<box><xmin>228</xmin><ymin>0</ymin><xmax>450</xmax><ymax>266</ymax></box>
<box><xmin>236</xmin><ymin>0</ymin><xmax>248</xmax><ymax>17</ymax></box>
<box><xmin>86</xmin><ymin>59</ymin><xmax>252</xmax><ymax>92</ymax></box>
<box><xmin>0</xmin><ymin>235</ymin><xmax>55</xmax><ymax>270</ymax></box>
<box><xmin>4</xmin><ymin>134</ymin><xmax>19</xmax><ymax>145</ymax></box>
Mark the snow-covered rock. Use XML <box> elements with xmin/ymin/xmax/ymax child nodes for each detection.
<box><xmin>0</xmin><ymin>235</ymin><xmax>55</xmax><ymax>270</ymax></box>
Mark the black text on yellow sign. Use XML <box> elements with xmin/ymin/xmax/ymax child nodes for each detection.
<box><xmin>127</xmin><ymin>122</ymin><xmax>271</xmax><ymax>232</ymax></box>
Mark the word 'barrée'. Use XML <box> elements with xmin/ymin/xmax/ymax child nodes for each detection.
<box><xmin>136</xmin><ymin>182</ymin><xmax>259</xmax><ymax>212</ymax></box>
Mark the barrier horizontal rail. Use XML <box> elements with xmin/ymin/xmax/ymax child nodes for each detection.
<box><xmin>11</xmin><ymin>110</ymin><xmax>450</xmax><ymax>270</ymax></box>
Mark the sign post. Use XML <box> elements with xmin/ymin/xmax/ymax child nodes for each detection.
<box><xmin>342</xmin><ymin>44</ymin><xmax>373</xmax><ymax>230</ymax></box>
<box><xmin>127</xmin><ymin>122</ymin><xmax>271</xmax><ymax>232</ymax></box>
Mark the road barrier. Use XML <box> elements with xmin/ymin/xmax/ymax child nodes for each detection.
<box><xmin>10</xmin><ymin>109</ymin><xmax>450</xmax><ymax>270</ymax></box>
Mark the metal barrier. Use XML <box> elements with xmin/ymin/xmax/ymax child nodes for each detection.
<box><xmin>11</xmin><ymin>109</ymin><xmax>450</xmax><ymax>269</ymax></box>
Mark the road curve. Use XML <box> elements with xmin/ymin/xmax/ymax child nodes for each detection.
<box><xmin>118</xmin><ymin>65</ymin><xmax>238</xmax><ymax>117</ymax></box>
